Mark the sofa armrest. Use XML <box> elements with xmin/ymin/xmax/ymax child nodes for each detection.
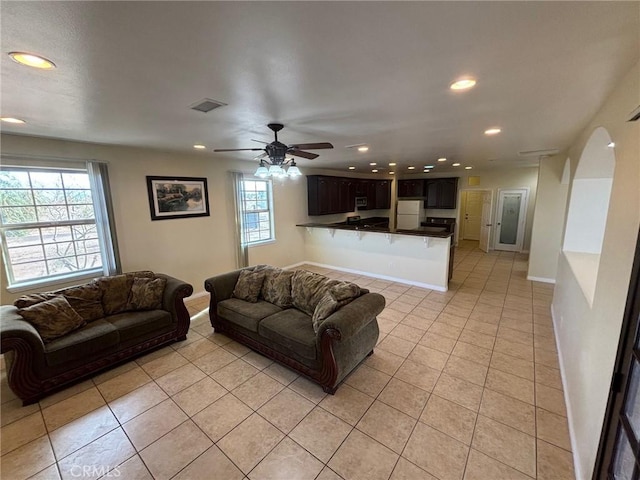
<box><xmin>1</xmin><ymin>305</ymin><xmax>46</xmax><ymax>355</ymax></box>
<box><xmin>155</xmin><ymin>274</ymin><xmax>193</xmax><ymax>338</ymax></box>
<box><xmin>204</xmin><ymin>269</ymin><xmax>244</xmax><ymax>305</ymax></box>
<box><xmin>316</xmin><ymin>292</ymin><xmax>385</xmax><ymax>343</ymax></box>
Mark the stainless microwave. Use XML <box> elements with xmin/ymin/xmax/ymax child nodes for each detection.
<box><xmin>355</xmin><ymin>196</ymin><xmax>367</xmax><ymax>208</ymax></box>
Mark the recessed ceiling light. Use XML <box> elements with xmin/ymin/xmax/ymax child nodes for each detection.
<box><xmin>424</xmin><ymin>165</ymin><xmax>434</xmax><ymax>169</ymax></box>
<box><xmin>9</xmin><ymin>52</ymin><xmax>56</xmax><ymax>69</ymax></box>
<box><xmin>369</xmin><ymin>162</ymin><xmax>377</xmax><ymax>166</ymax></box>
<box><xmin>388</xmin><ymin>162</ymin><xmax>396</xmax><ymax>166</ymax></box>
<box><xmin>437</xmin><ymin>158</ymin><xmax>447</xmax><ymax>162</ymax></box>
<box><xmin>408</xmin><ymin>166</ymin><xmax>415</xmax><ymax>170</ymax></box>
<box><xmin>389</xmin><ymin>171</ymin><xmax>395</xmax><ymax>175</ymax></box>
<box><xmin>193</xmin><ymin>144</ymin><xmax>206</xmax><ymax>149</ymax></box>
<box><xmin>450</xmin><ymin>78</ymin><xmax>476</xmax><ymax>91</ymax></box>
<box><xmin>452</xmin><ymin>163</ymin><xmax>461</xmax><ymax>167</ymax></box>
<box><xmin>372</xmin><ymin>169</ymin><xmax>378</xmax><ymax>173</ymax></box>
<box><xmin>465</xmin><ymin>166</ymin><xmax>473</xmax><ymax>170</ymax></box>
<box><xmin>358</xmin><ymin>146</ymin><xmax>369</xmax><ymax>152</ymax></box>
<box><xmin>0</xmin><ymin>117</ymin><xmax>26</xmax><ymax>124</ymax></box>
<box><xmin>607</xmin><ymin>142</ymin><xmax>615</xmax><ymax>148</ymax></box>
<box><xmin>348</xmin><ymin>166</ymin><xmax>356</xmax><ymax>170</ymax></box>
<box><xmin>484</xmin><ymin>127</ymin><xmax>502</xmax><ymax>135</ymax></box>
<box><xmin>424</xmin><ymin>169</ymin><xmax>431</xmax><ymax>173</ymax></box>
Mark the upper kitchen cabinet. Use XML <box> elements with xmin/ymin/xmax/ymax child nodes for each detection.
<box><xmin>308</xmin><ymin>175</ymin><xmax>339</xmax><ymax>215</ymax></box>
<box><xmin>398</xmin><ymin>179</ymin><xmax>425</xmax><ymax>198</ymax></box>
<box><xmin>375</xmin><ymin>180</ymin><xmax>391</xmax><ymax>209</ymax></box>
<box><xmin>425</xmin><ymin>177</ymin><xmax>459</xmax><ymax>209</ymax></box>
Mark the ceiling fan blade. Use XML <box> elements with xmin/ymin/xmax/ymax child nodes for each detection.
<box><xmin>289</xmin><ymin>142</ymin><xmax>333</xmax><ymax>150</ymax></box>
<box><xmin>251</xmin><ymin>139</ymin><xmax>269</xmax><ymax>144</ymax></box>
<box><xmin>213</xmin><ymin>148</ymin><xmax>265</xmax><ymax>152</ymax></box>
<box><xmin>289</xmin><ymin>149</ymin><xmax>319</xmax><ymax>160</ymax></box>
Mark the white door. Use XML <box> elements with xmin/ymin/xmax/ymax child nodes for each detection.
<box><xmin>495</xmin><ymin>189</ymin><xmax>528</xmax><ymax>252</ymax></box>
<box><xmin>462</xmin><ymin>191</ymin><xmax>483</xmax><ymax>240</ymax></box>
<box><xmin>479</xmin><ymin>190</ymin><xmax>493</xmax><ymax>252</ymax></box>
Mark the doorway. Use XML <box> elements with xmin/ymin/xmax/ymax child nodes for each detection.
<box><xmin>495</xmin><ymin>188</ymin><xmax>529</xmax><ymax>252</ymax></box>
<box><xmin>593</xmin><ymin>229</ymin><xmax>640</xmax><ymax>479</ymax></box>
<box><xmin>459</xmin><ymin>189</ymin><xmax>493</xmax><ymax>252</ymax></box>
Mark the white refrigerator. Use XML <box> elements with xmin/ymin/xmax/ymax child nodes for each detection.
<box><xmin>397</xmin><ymin>200</ymin><xmax>423</xmax><ymax>230</ymax></box>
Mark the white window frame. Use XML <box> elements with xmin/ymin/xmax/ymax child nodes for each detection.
<box><xmin>239</xmin><ymin>178</ymin><xmax>275</xmax><ymax>246</ymax></box>
<box><xmin>1</xmin><ymin>163</ymin><xmax>117</xmax><ymax>292</ymax></box>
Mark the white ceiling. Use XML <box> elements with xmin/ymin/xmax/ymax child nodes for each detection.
<box><xmin>2</xmin><ymin>2</ymin><xmax>638</xmax><ymax>174</ymax></box>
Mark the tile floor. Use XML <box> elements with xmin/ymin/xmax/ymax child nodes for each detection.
<box><xmin>0</xmin><ymin>241</ymin><xmax>575</xmax><ymax>479</ymax></box>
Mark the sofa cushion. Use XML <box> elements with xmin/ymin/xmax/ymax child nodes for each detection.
<box><xmin>291</xmin><ymin>270</ymin><xmax>341</xmax><ymax>316</ymax></box>
<box><xmin>18</xmin><ymin>296</ymin><xmax>87</xmax><ymax>343</ymax></box>
<box><xmin>127</xmin><ymin>277</ymin><xmax>167</xmax><ymax>311</ymax></box>
<box><xmin>232</xmin><ymin>270</ymin><xmax>266</xmax><ymax>303</ymax></box>
<box><xmin>261</xmin><ymin>268</ymin><xmax>294</xmax><ymax>308</ymax></box>
<box><xmin>60</xmin><ymin>282</ymin><xmax>105</xmax><ymax>322</ymax></box>
<box><xmin>218</xmin><ymin>298</ymin><xmax>282</xmax><ymax>332</ymax></box>
<box><xmin>258</xmin><ymin>309</ymin><xmax>317</xmax><ymax>361</ymax></box>
<box><xmin>106</xmin><ymin>309</ymin><xmax>172</xmax><ymax>342</ymax></box>
<box><xmin>98</xmin><ymin>271</ymin><xmax>155</xmax><ymax>315</ymax></box>
<box><xmin>44</xmin><ymin>319</ymin><xmax>119</xmax><ymax>366</ymax></box>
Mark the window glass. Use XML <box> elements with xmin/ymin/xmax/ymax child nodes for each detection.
<box><xmin>240</xmin><ymin>179</ymin><xmax>274</xmax><ymax>245</ymax></box>
<box><xmin>0</xmin><ymin>167</ymin><xmax>107</xmax><ymax>286</ymax></box>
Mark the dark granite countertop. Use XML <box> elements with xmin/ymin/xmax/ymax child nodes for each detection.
<box><xmin>296</xmin><ymin>223</ymin><xmax>454</xmax><ymax>238</ymax></box>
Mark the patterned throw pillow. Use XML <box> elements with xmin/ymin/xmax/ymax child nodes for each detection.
<box><xmin>291</xmin><ymin>270</ymin><xmax>341</xmax><ymax>316</ymax></box>
<box><xmin>18</xmin><ymin>296</ymin><xmax>86</xmax><ymax>343</ymax></box>
<box><xmin>232</xmin><ymin>270</ymin><xmax>266</xmax><ymax>303</ymax></box>
<box><xmin>261</xmin><ymin>269</ymin><xmax>294</xmax><ymax>308</ymax></box>
<box><xmin>98</xmin><ymin>271</ymin><xmax>155</xmax><ymax>314</ymax></box>
<box><xmin>127</xmin><ymin>277</ymin><xmax>167</xmax><ymax>311</ymax></box>
<box><xmin>14</xmin><ymin>292</ymin><xmax>59</xmax><ymax>309</ymax></box>
<box><xmin>311</xmin><ymin>282</ymin><xmax>362</xmax><ymax>333</ymax></box>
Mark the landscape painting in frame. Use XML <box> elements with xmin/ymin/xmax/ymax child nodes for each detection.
<box><xmin>146</xmin><ymin>176</ymin><xmax>210</xmax><ymax>220</ymax></box>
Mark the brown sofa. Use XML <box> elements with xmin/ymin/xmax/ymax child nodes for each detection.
<box><xmin>0</xmin><ymin>271</ymin><xmax>193</xmax><ymax>405</ymax></box>
<box><xmin>205</xmin><ymin>266</ymin><xmax>385</xmax><ymax>394</ymax></box>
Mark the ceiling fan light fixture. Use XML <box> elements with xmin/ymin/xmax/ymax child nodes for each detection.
<box><xmin>287</xmin><ymin>161</ymin><xmax>301</xmax><ymax>177</ymax></box>
<box><xmin>9</xmin><ymin>52</ymin><xmax>56</xmax><ymax>69</ymax></box>
<box><xmin>450</xmin><ymin>78</ymin><xmax>476</xmax><ymax>91</ymax></box>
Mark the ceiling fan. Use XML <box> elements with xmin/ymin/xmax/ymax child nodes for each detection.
<box><xmin>214</xmin><ymin>123</ymin><xmax>334</xmax><ymax>167</ymax></box>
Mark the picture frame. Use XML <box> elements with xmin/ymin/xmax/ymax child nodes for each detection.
<box><xmin>146</xmin><ymin>176</ymin><xmax>210</xmax><ymax>221</ymax></box>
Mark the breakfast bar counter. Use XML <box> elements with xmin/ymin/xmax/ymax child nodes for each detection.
<box><xmin>296</xmin><ymin>222</ymin><xmax>454</xmax><ymax>291</ymax></box>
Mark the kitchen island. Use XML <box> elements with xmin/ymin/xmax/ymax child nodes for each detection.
<box><xmin>296</xmin><ymin>220</ymin><xmax>454</xmax><ymax>291</ymax></box>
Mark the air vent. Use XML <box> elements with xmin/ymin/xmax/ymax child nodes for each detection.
<box><xmin>518</xmin><ymin>148</ymin><xmax>559</xmax><ymax>157</ymax></box>
<box><xmin>628</xmin><ymin>105</ymin><xmax>640</xmax><ymax>122</ymax></box>
<box><xmin>189</xmin><ymin>98</ymin><xmax>227</xmax><ymax>113</ymax></box>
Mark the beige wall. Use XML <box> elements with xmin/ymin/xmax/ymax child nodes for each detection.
<box><xmin>551</xmin><ymin>62</ymin><xmax>640</xmax><ymax>479</ymax></box>
<box><xmin>0</xmin><ymin>134</ymin><xmax>307</xmax><ymax>302</ymax></box>
<box><xmin>527</xmin><ymin>155</ymin><xmax>570</xmax><ymax>282</ymax></box>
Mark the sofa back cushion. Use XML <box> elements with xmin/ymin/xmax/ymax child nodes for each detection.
<box><xmin>127</xmin><ymin>277</ymin><xmax>167</xmax><ymax>311</ymax></box>
<box><xmin>59</xmin><ymin>283</ymin><xmax>105</xmax><ymax>322</ymax></box>
<box><xmin>291</xmin><ymin>270</ymin><xmax>341</xmax><ymax>316</ymax></box>
<box><xmin>232</xmin><ymin>269</ymin><xmax>266</xmax><ymax>303</ymax></box>
<box><xmin>98</xmin><ymin>271</ymin><xmax>155</xmax><ymax>315</ymax></box>
<box><xmin>18</xmin><ymin>295</ymin><xmax>87</xmax><ymax>343</ymax></box>
<box><xmin>261</xmin><ymin>268</ymin><xmax>294</xmax><ymax>308</ymax></box>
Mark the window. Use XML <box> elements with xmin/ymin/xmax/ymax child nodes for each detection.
<box><xmin>0</xmin><ymin>163</ymin><xmax>119</xmax><ymax>289</ymax></box>
<box><xmin>240</xmin><ymin>179</ymin><xmax>274</xmax><ymax>244</ymax></box>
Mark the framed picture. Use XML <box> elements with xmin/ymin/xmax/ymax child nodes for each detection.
<box><xmin>146</xmin><ymin>176</ymin><xmax>210</xmax><ymax>221</ymax></box>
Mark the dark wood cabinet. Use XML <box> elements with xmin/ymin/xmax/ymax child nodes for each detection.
<box><xmin>307</xmin><ymin>176</ymin><xmax>392</xmax><ymax>215</ymax></box>
<box><xmin>398</xmin><ymin>179</ymin><xmax>425</xmax><ymax>198</ymax></box>
<box><xmin>375</xmin><ymin>180</ymin><xmax>391</xmax><ymax>209</ymax></box>
<box><xmin>424</xmin><ymin>177</ymin><xmax>458</xmax><ymax>209</ymax></box>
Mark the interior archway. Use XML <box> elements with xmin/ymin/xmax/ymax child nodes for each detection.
<box><xmin>562</xmin><ymin>127</ymin><xmax>616</xmax><ymax>304</ymax></box>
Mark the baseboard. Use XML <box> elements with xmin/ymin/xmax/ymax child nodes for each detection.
<box><xmin>527</xmin><ymin>275</ymin><xmax>556</xmax><ymax>284</ymax></box>
<box><xmin>297</xmin><ymin>261</ymin><xmax>448</xmax><ymax>292</ymax></box>
<box><xmin>551</xmin><ymin>303</ymin><xmax>584</xmax><ymax>480</ymax></box>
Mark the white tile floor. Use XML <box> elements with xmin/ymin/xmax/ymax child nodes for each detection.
<box><xmin>0</xmin><ymin>241</ymin><xmax>575</xmax><ymax>479</ymax></box>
